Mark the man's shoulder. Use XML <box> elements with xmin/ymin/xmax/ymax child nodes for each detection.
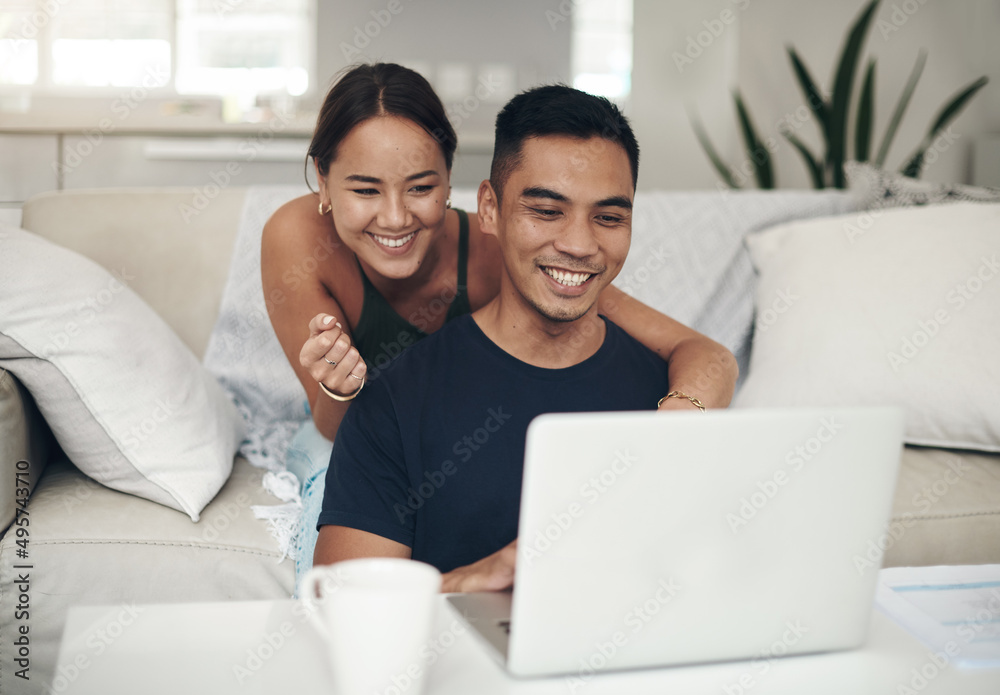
<box><xmin>405</xmin><ymin>313</ymin><xmax>476</xmax><ymax>359</ymax></box>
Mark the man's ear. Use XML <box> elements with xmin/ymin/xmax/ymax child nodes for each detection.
<box><xmin>477</xmin><ymin>180</ymin><xmax>500</xmax><ymax>238</ymax></box>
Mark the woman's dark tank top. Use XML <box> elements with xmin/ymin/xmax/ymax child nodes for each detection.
<box><xmin>351</xmin><ymin>208</ymin><xmax>472</xmax><ymax>374</ymax></box>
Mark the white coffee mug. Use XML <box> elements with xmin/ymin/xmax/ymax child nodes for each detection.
<box><xmin>300</xmin><ymin>557</ymin><xmax>442</xmax><ymax>695</ymax></box>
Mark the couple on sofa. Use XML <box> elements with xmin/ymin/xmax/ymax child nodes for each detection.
<box><xmin>261</xmin><ymin>62</ymin><xmax>738</xmax><ymax>591</ymax></box>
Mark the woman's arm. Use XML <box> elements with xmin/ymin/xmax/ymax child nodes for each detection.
<box><xmin>261</xmin><ymin>197</ymin><xmax>367</xmax><ymax>440</ymax></box>
<box><xmin>597</xmin><ymin>285</ymin><xmax>738</xmax><ymax>410</ymax></box>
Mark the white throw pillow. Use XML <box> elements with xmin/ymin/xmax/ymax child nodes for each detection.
<box><xmin>617</xmin><ymin>190</ymin><xmax>855</xmax><ymax>380</ymax></box>
<box><xmin>0</xmin><ymin>225</ymin><xmax>245</xmax><ymax>520</ymax></box>
<box><xmin>735</xmin><ymin>202</ymin><xmax>1000</xmax><ymax>453</ymax></box>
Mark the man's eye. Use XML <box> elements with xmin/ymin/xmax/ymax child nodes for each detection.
<box><xmin>597</xmin><ymin>215</ymin><xmax>624</xmax><ymax>224</ymax></box>
<box><xmin>532</xmin><ymin>208</ymin><xmax>561</xmax><ymax>217</ymax></box>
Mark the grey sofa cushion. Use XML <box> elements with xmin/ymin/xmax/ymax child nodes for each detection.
<box><xmin>882</xmin><ymin>446</ymin><xmax>1000</xmax><ymax>568</ymax></box>
<box><xmin>19</xmin><ymin>188</ymin><xmax>246</xmax><ymax>359</ymax></box>
<box><xmin>0</xmin><ymin>456</ymin><xmax>294</xmax><ymax>692</ymax></box>
<box><xmin>0</xmin><ymin>369</ymin><xmax>51</xmax><ymax>532</ymax></box>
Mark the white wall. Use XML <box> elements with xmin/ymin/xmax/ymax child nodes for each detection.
<box><xmin>632</xmin><ymin>0</ymin><xmax>1000</xmax><ymax>189</ymax></box>
<box><xmin>314</xmin><ymin>0</ymin><xmax>572</xmax><ymax>186</ymax></box>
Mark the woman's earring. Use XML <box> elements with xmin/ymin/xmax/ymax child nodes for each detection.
<box><xmin>318</xmin><ymin>200</ymin><xmax>332</xmax><ymax>215</ymax></box>
<box><xmin>446</xmin><ymin>198</ymin><xmax>452</xmax><ymax>209</ymax></box>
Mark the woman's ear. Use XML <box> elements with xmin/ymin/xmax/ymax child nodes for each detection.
<box><xmin>477</xmin><ymin>180</ymin><xmax>500</xmax><ymax>238</ymax></box>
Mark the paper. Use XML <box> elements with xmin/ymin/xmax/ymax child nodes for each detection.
<box><xmin>876</xmin><ymin>564</ymin><xmax>1000</xmax><ymax>668</ymax></box>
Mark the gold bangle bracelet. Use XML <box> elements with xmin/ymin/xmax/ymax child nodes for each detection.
<box><xmin>657</xmin><ymin>390</ymin><xmax>706</xmax><ymax>412</ymax></box>
<box><xmin>319</xmin><ymin>377</ymin><xmax>365</xmax><ymax>402</ymax></box>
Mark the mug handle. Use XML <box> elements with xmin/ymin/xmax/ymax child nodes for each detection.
<box><xmin>299</xmin><ymin>567</ymin><xmax>333</xmax><ymax>641</ymax></box>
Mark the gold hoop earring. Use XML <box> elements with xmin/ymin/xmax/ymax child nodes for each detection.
<box><xmin>318</xmin><ymin>201</ymin><xmax>332</xmax><ymax>216</ymax></box>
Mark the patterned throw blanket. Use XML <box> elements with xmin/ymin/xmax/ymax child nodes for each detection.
<box><xmin>203</xmin><ymin>186</ymin><xmax>311</xmax><ymax>559</ymax></box>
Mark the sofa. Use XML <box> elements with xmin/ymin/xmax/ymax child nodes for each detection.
<box><xmin>2</xmin><ymin>174</ymin><xmax>998</xmax><ymax>693</ymax></box>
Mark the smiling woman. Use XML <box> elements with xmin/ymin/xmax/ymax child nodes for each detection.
<box><xmin>263</xmin><ymin>64</ymin><xmax>484</xmax><ymax>432</ymax></box>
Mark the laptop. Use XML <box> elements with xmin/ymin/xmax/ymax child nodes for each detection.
<box><xmin>447</xmin><ymin>406</ymin><xmax>904</xmax><ymax>677</ymax></box>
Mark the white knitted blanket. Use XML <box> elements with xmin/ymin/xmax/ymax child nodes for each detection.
<box><xmin>202</xmin><ymin>185</ymin><xmax>312</xmax><ymax>560</ymax></box>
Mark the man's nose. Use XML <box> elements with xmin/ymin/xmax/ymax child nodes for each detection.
<box><xmin>553</xmin><ymin>215</ymin><xmax>599</xmax><ymax>258</ymax></box>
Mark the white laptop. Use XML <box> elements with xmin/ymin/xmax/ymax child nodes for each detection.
<box><xmin>447</xmin><ymin>406</ymin><xmax>904</xmax><ymax>677</ymax></box>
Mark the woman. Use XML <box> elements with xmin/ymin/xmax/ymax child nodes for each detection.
<box><xmin>261</xmin><ymin>63</ymin><xmax>737</xmax><ymax>586</ymax></box>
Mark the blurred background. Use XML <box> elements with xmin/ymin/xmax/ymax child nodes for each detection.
<box><xmin>1</xmin><ymin>0</ymin><xmax>998</xmax><ymax>226</ymax></box>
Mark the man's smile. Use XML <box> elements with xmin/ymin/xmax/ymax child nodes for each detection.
<box><xmin>541</xmin><ymin>266</ymin><xmax>596</xmax><ymax>288</ymax></box>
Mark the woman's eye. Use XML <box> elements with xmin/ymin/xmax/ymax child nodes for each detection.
<box><xmin>352</xmin><ymin>188</ymin><xmax>378</xmax><ymax>196</ymax></box>
<box><xmin>410</xmin><ymin>185</ymin><xmax>435</xmax><ymax>193</ymax></box>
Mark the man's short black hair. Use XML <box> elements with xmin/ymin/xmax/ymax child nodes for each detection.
<box><xmin>489</xmin><ymin>85</ymin><xmax>639</xmax><ymax>202</ymax></box>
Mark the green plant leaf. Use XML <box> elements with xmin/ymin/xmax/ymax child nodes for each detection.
<box><xmin>787</xmin><ymin>47</ymin><xmax>829</xmax><ymax>129</ymax></box>
<box><xmin>854</xmin><ymin>60</ymin><xmax>876</xmax><ymax>162</ymax></box>
<box><xmin>900</xmin><ymin>75</ymin><xmax>989</xmax><ymax>178</ymax></box>
<box><xmin>734</xmin><ymin>91</ymin><xmax>774</xmax><ymax>189</ymax></box>
<box><xmin>900</xmin><ymin>152</ymin><xmax>924</xmax><ymax>178</ymax></box>
<box><xmin>874</xmin><ymin>50</ymin><xmax>926</xmax><ymax>168</ymax></box>
<box><xmin>782</xmin><ymin>130</ymin><xmax>825</xmax><ymax>189</ymax></box>
<box><xmin>827</xmin><ymin>0</ymin><xmax>881</xmax><ymax>188</ymax></box>
<box><xmin>690</xmin><ymin>113</ymin><xmax>740</xmax><ymax>189</ymax></box>
<box><xmin>925</xmin><ymin>75</ymin><xmax>989</xmax><ymax>137</ymax></box>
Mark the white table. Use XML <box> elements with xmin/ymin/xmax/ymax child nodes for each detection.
<box><xmin>53</xmin><ymin>593</ymin><xmax>1000</xmax><ymax>695</ymax></box>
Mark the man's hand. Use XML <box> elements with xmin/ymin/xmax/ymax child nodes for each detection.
<box><xmin>441</xmin><ymin>540</ymin><xmax>517</xmax><ymax>593</ymax></box>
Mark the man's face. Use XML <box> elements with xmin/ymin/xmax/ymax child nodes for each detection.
<box><xmin>481</xmin><ymin>135</ymin><xmax>633</xmax><ymax>323</ymax></box>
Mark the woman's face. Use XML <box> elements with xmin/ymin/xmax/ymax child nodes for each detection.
<box><xmin>320</xmin><ymin>115</ymin><xmax>451</xmax><ymax>281</ymax></box>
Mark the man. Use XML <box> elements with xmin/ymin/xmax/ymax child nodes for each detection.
<box><xmin>314</xmin><ymin>85</ymin><xmax>734</xmax><ymax>591</ymax></box>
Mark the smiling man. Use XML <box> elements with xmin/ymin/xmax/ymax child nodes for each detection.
<box><xmin>313</xmin><ymin>85</ymin><xmax>676</xmax><ymax>591</ymax></box>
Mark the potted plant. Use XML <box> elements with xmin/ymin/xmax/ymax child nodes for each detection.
<box><xmin>692</xmin><ymin>0</ymin><xmax>988</xmax><ymax>189</ymax></box>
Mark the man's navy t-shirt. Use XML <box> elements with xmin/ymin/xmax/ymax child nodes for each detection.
<box><xmin>318</xmin><ymin>314</ymin><xmax>670</xmax><ymax>573</ymax></box>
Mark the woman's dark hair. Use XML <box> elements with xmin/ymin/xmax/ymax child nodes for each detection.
<box><xmin>307</xmin><ymin>63</ymin><xmax>457</xmax><ymax>185</ymax></box>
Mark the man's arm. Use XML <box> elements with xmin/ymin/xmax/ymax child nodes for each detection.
<box><xmin>597</xmin><ymin>285</ymin><xmax>738</xmax><ymax>410</ymax></box>
<box><xmin>313</xmin><ymin>526</ymin><xmax>411</xmax><ymax>566</ymax></box>
<box><xmin>314</xmin><ymin>527</ymin><xmax>517</xmax><ymax>593</ymax></box>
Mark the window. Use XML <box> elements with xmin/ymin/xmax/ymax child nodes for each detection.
<box><xmin>571</xmin><ymin>0</ymin><xmax>632</xmax><ymax>101</ymax></box>
<box><xmin>0</xmin><ymin>0</ymin><xmax>313</xmax><ymax>97</ymax></box>
<box><xmin>175</xmin><ymin>0</ymin><xmax>311</xmax><ymax>97</ymax></box>
<box><xmin>1</xmin><ymin>0</ymin><xmax>47</xmax><ymax>86</ymax></box>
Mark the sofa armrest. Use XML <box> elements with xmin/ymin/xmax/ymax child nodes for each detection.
<box><xmin>0</xmin><ymin>369</ymin><xmax>52</xmax><ymax>532</ymax></box>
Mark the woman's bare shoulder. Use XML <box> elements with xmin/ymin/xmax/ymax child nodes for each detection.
<box><xmin>263</xmin><ymin>194</ymin><xmax>321</xmax><ymax>243</ymax></box>
<box><xmin>261</xmin><ymin>193</ymin><xmax>356</xmax><ymax>298</ymax></box>
<box><xmin>262</xmin><ymin>194</ymin><xmax>343</xmax><ymax>260</ymax></box>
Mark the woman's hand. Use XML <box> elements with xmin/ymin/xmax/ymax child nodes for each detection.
<box><xmin>300</xmin><ymin>314</ymin><xmax>368</xmax><ymax>397</ymax></box>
